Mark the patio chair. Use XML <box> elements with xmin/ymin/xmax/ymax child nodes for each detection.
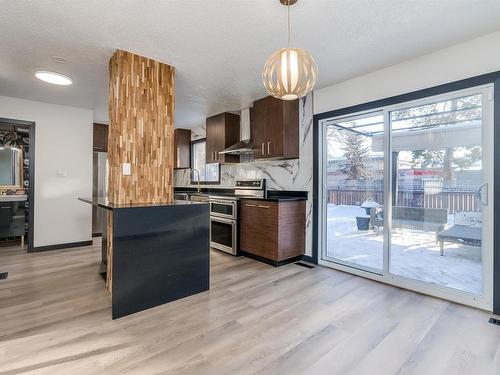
<box><xmin>437</xmin><ymin>211</ymin><xmax>482</xmax><ymax>256</ymax></box>
<box><xmin>370</xmin><ymin>206</ymin><xmax>447</xmax><ymax>236</ymax></box>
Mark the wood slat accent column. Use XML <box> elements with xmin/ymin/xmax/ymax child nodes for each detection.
<box><xmin>108</xmin><ymin>49</ymin><xmax>175</xmax><ymax>204</ymax></box>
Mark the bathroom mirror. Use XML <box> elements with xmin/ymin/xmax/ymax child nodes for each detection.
<box><xmin>0</xmin><ymin>148</ymin><xmax>23</xmax><ymax>187</ymax></box>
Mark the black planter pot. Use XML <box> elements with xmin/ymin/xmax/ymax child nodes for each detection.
<box><xmin>356</xmin><ymin>216</ymin><xmax>370</xmax><ymax>231</ymax></box>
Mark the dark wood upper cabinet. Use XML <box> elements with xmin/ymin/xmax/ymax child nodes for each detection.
<box><xmin>205</xmin><ymin>112</ymin><xmax>240</xmax><ymax>164</ymax></box>
<box><xmin>251</xmin><ymin>96</ymin><xmax>299</xmax><ymax>160</ymax></box>
<box><xmin>205</xmin><ymin>115</ymin><xmax>218</xmax><ymax>163</ymax></box>
<box><xmin>93</xmin><ymin>123</ymin><xmax>108</xmax><ymax>151</ymax></box>
<box><xmin>174</xmin><ymin>128</ymin><xmax>191</xmax><ymax>169</ymax></box>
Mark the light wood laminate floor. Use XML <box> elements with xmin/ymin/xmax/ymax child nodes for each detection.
<box><xmin>0</xmin><ymin>239</ymin><xmax>499</xmax><ymax>375</ymax></box>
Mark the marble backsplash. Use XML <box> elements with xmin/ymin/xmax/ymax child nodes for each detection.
<box><xmin>174</xmin><ymin>93</ymin><xmax>314</xmax><ymax>256</ymax></box>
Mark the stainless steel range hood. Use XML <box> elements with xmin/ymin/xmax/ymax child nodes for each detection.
<box><xmin>219</xmin><ymin>108</ymin><xmax>253</xmax><ymax>155</ymax></box>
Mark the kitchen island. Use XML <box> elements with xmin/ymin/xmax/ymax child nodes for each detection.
<box><xmin>79</xmin><ymin>197</ymin><xmax>210</xmax><ymax>319</ymax></box>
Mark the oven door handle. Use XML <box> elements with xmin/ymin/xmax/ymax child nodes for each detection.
<box><xmin>210</xmin><ymin>216</ymin><xmax>236</xmax><ymax>225</ymax></box>
<box><xmin>210</xmin><ymin>200</ymin><xmax>237</xmax><ymax>206</ymax></box>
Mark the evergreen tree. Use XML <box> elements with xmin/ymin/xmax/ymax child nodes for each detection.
<box><xmin>334</xmin><ymin>130</ymin><xmax>371</xmax><ymax>180</ymax></box>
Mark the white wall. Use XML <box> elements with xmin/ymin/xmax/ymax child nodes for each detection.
<box><xmin>0</xmin><ymin>96</ymin><xmax>93</xmax><ymax>248</ymax></box>
<box><xmin>314</xmin><ymin>31</ymin><xmax>500</xmax><ymax>114</ymax></box>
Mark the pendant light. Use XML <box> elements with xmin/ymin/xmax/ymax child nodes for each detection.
<box><xmin>262</xmin><ymin>0</ymin><xmax>318</xmax><ymax>100</ymax></box>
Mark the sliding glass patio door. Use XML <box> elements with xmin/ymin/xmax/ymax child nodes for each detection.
<box><xmin>320</xmin><ymin>85</ymin><xmax>493</xmax><ymax>309</ymax></box>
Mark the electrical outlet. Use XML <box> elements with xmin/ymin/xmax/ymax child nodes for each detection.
<box><xmin>122</xmin><ymin>163</ymin><xmax>131</xmax><ymax>176</ymax></box>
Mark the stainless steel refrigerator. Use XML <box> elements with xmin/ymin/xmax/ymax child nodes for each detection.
<box><xmin>92</xmin><ymin>151</ymin><xmax>108</xmax><ymax>236</ymax></box>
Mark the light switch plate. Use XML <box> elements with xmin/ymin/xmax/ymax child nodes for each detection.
<box><xmin>122</xmin><ymin>163</ymin><xmax>131</xmax><ymax>176</ymax></box>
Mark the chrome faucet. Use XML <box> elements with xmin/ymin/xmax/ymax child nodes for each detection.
<box><xmin>192</xmin><ymin>168</ymin><xmax>201</xmax><ymax>193</ymax></box>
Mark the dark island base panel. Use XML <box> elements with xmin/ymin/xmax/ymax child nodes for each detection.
<box><xmin>111</xmin><ymin>204</ymin><xmax>210</xmax><ymax>319</ymax></box>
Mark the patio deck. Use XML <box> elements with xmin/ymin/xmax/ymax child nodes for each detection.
<box><xmin>326</xmin><ymin>205</ymin><xmax>482</xmax><ymax>294</ymax></box>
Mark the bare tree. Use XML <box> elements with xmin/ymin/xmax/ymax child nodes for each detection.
<box><xmin>404</xmin><ymin>95</ymin><xmax>482</xmax><ymax>182</ymax></box>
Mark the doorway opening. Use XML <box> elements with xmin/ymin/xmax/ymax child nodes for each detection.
<box><xmin>0</xmin><ymin>118</ymin><xmax>35</xmax><ymax>253</ymax></box>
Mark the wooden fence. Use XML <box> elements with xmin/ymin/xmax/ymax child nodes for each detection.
<box><xmin>327</xmin><ymin>189</ymin><xmax>479</xmax><ymax>213</ymax></box>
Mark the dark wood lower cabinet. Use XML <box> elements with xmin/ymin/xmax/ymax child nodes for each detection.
<box><xmin>240</xmin><ymin>199</ymin><xmax>305</xmax><ymax>265</ymax></box>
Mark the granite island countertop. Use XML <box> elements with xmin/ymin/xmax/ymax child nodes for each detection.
<box><xmin>78</xmin><ymin>196</ymin><xmax>208</xmax><ymax>210</ymax></box>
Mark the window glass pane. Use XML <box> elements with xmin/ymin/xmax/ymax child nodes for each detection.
<box><xmin>391</xmin><ymin>94</ymin><xmax>482</xmax><ymax>133</ymax></box>
<box><xmin>192</xmin><ymin>141</ymin><xmax>206</xmax><ymax>181</ymax></box>
<box><xmin>325</xmin><ymin>112</ymin><xmax>384</xmax><ymax>272</ymax></box>
<box><xmin>205</xmin><ymin>163</ymin><xmax>219</xmax><ymax>182</ymax></box>
<box><xmin>191</xmin><ymin>140</ymin><xmax>219</xmax><ymax>183</ymax></box>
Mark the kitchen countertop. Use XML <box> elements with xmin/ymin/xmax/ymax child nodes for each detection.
<box><xmin>78</xmin><ymin>197</ymin><xmax>208</xmax><ymax>210</ymax></box>
<box><xmin>177</xmin><ymin>193</ymin><xmax>306</xmax><ymax>202</ymax></box>
<box><xmin>173</xmin><ymin>189</ymin><xmax>308</xmax><ymax>202</ymax></box>
<box><xmin>238</xmin><ymin>196</ymin><xmax>307</xmax><ymax>202</ymax></box>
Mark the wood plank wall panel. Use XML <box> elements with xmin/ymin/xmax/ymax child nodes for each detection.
<box><xmin>108</xmin><ymin>49</ymin><xmax>175</xmax><ymax>204</ymax></box>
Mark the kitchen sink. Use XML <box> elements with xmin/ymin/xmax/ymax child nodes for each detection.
<box><xmin>189</xmin><ymin>193</ymin><xmax>210</xmax><ymax>202</ymax></box>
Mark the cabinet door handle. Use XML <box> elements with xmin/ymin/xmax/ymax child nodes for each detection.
<box><xmin>261</xmin><ymin>143</ymin><xmax>265</xmax><ymax>155</ymax></box>
<box><xmin>245</xmin><ymin>204</ymin><xmax>256</xmax><ymax>207</ymax></box>
<box><xmin>258</xmin><ymin>205</ymin><xmax>270</xmax><ymax>209</ymax></box>
<box><xmin>267</xmin><ymin>141</ymin><xmax>270</xmax><ymax>155</ymax></box>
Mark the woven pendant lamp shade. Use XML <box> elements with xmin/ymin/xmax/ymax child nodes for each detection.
<box><xmin>262</xmin><ymin>0</ymin><xmax>318</xmax><ymax>100</ymax></box>
<box><xmin>262</xmin><ymin>47</ymin><xmax>318</xmax><ymax>100</ymax></box>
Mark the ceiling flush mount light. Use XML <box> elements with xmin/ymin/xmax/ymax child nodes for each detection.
<box><xmin>35</xmin><ymin>71</ymin><xmax>72</xmax><ymax>86</ymax></box>
<box><xmin>262</xmin><ymin>0</ymin><xmax>318</xmax><ymax>100</ymax></box>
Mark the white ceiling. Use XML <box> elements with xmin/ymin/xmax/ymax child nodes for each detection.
<box><xmin>1</xmin><ymin>0</ymin><xmax>500</xmax><ymax>127</ymax></box>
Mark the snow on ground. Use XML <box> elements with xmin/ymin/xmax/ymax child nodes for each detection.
<box><xmin>326</xmin><ymin>204</ymin><xmax>482</xmax><ymax>295</ymax></box>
